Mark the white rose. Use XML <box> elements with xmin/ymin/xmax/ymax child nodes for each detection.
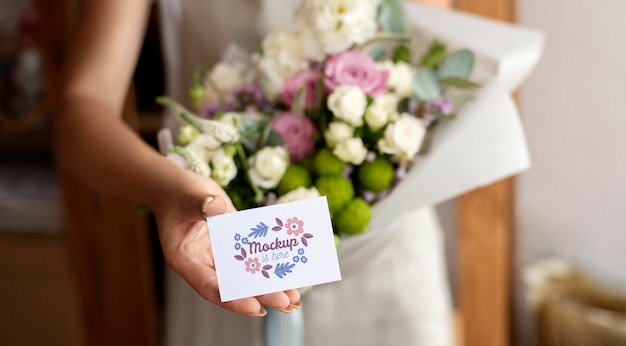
<box><xmin>324</xmin><ymin>121</ymin><xmax>354</xmax><ymax>147</ymax></box>
<box><xmin>210</xmin><ymin>150</ymin><xmax>237</xmax><ymax>187</ymax></box>
<box><xmin>247</xmin><ymin>146</ymin><xmax>289</xmax><ymax>189</ymax></box>
<box><xmin>328</xmin><ymin>85</ymin><xmax>367</xmax><ymax>127</ymax></box>
<box><xmin>307</xmin><ymin>0</ymin><xmax>378</xmax><ymax>54</ymax></box>
<box><xmin>277</xmin><ymin>187</ymin><xmax>321</xmax><ymax>204</ymax></box>
<box><xmin>365</xmin><ymin>93</ymin><xmax>399</xmax><ymax>131</ymax></box>
<box><xmin>378</xmin><ymin>61</ymin><xmax>416</xmax><ymax>99</ymax></box>
<box><xmin>333</xmin><ymin>138</ymin><xmax>368</xmax><ymax>165</ymax></box>
<box><xmin>377</xmin><ymin>113</ymin><xmax>426</xmax><ymax>159</ymax></box>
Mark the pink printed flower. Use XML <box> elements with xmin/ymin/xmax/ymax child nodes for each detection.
<box><xmin>324</xmin><ymin>50</ymin><xmax>388</xmax><ymax>96</ymax></box>
<box><xmin>245</xmin><ymin>257</ymin><xmax>261</xmax><ymax>274</ymax></box>
<box><xmin>285</xmin><ymin>217</ymin><xmax>304</xmax><ymax>236</ymax></box>
<box><xmin>281</xmin><ymin>70</ymin><xmax>321</xmax><ymax>109</ymax></box>
<box><xmin>271</xmin><ymin>113</ymin><xmax>317</xmax><ymax>162</ymax></box>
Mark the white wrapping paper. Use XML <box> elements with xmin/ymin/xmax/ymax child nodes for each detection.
<box><xmin>337</xmin><ymin>3</ymin><xmax>545</xmax><ymax>277</ymax></box>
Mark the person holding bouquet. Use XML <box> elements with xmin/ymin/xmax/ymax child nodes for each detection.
<box><xmin>56</xmin><ymin>0</ymin><xmax>455</xmax><ymax>345</ymax></box>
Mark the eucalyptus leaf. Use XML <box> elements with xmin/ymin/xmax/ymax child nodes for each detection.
<box><xmin>440</xmin><ymin>77</ymin><xmax>480</xmax><ymax>89</ymax></box>
<box><xmin>265</xmin><ymin>130</ymin><xmax>285</xmax><ymax>147</ymax></box>
<box><xmin>368</xmin><ymin>44</ymin><xmax>388</xmax><ymax>61</ymax></box>
<box><xmin>379</xmin><ymin>0</ymin><xmax>411</xmax><ymax>34</ymax></box>
<box><xmin>438</xmin><ymin>49</ymin><xmax>475</xmax><ymax>80</ymax></box>
<box><xmin>412</xmin><ymin>68</ymin><xmax>441</xmax><ymax>101</ymax></box>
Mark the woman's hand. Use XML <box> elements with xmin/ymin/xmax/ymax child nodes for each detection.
<box><xmin>151</xmin><ymin>167</ymin><xmax>301</xmax><ymax>316</ymax></box>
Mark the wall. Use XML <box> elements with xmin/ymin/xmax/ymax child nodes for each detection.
<box><xmin>516</xmin><ymin>0</ymin><xmax>626</xmax><ymax>342</ymax></box>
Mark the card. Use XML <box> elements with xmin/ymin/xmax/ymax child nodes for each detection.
<box><xmin>207</xmin><ymin>196</ymin><xmax>342</xmax><ymax>302</ymax></box>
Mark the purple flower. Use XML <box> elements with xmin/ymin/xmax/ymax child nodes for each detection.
<box><xmin>271</xmin><ymin>113</ymin><xmax>317</xmax><ymax>162</ymax></box>
<box><xmin>324</xmin><ymin>50</ymin><xmax>388</xmax><ymax>96</ymax></box>
<box><xmin>281</xmin><ymin>70</ymin><xmax>321</xmax><ymax>110</ymax></box>
<box><xmin>228</xmin><ymin>84</ymin><xmax>270</xmax><ymax>110</ymax></box>
<box><xmin>422</xmin><ymin>113</ymin><xmax>436</xmax><ymax>128</ymax></box>
<box><xmin>430</xmin><ymin>99</ymin><xmax>453</xmax><ymax>115</ymax></box>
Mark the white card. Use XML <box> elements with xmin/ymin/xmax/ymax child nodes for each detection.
<box><xmin>207</xmin><ymin>196</ymin><xmax>342</xmax><ymax>302</ymax></box>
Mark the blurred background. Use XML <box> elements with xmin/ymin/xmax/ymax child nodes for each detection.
<box><xmin>1</xmin><ymin>0</ymin><xmax>625</xmax><ymax>345</ymax></box>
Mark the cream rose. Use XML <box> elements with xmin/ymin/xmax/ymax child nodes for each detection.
<box><xmin>333</xmin><ymin>138</ymin><xmax>368</xmax><ymax>165</ymax></box>
<box><xmin>327</xmin><ymin>85</ymin><xmax>366</xmax><ymax>127</ymax></box>
<box><xmin>365</xmin><ymin>93</ymin><xmax>399</xmax><ymax>131</ymax></box>
<box><xmin>378</xmin><ymin>61</ymin><xmax>416</xmax><ymax>99</ymax></box>
<box><xmin>247</xmin><ymin>146</ymin><xmax>289</xmax><ymax>189</ymax></box>
<box><xmin>377</xmin><ymin>113</ymin><xmax>426</xmax><ymax>159</ymax></box>
<box><xmin>324</xmin><ymin>121</ymin><xmax>354</xmax><ymax>147</ymax></box>
<box><xmin>277</xmin><ymin>187</ymin><xmax>321</xmax><ymax>204</ymax></box>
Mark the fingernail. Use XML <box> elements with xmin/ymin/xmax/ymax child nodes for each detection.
<box><xmin>276</xmin><ymin>305</ymin><xmax>294</xmax><ymax>313</ymax></box>
<box><xmin>292</xmin><ymin>301</ymin><xmax>302</xmax><ymax>309</ymax></box>
<box><xmin>201</xmin><ymin>196</ymin><xmax>215</xmax><ymax>214</ymax></box>
<box><xmin>249</xmin><ymin>307</ymin><xmax>267</xmax><ymax>317</ymax></box>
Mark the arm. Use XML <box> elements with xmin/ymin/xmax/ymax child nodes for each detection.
<box><xmin>55</xmin><ymin>0</ymin><xmax>299</xmax><ymax>316</ymax></box>
<box><xmin>410</xmin><ymin>0</ymin><xmax>451</xmax><ymax>8</ymax></box>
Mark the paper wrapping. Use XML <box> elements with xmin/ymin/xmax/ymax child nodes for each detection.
<box><xmin>337</xmin><ymin>3</ymin><xmax>545</xmax><ymax>277</ymax></box>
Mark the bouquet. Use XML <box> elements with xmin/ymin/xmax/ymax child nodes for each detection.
<box><xmin>158</xmin><ymin>0</ymin><xmax>478</xmax><ymax>240</ymax></box>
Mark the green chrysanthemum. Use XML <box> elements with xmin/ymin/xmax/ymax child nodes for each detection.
<box><xmin>358</xmin><ymin>156</ymin><xmax>395</xmax><ymax>193</ymax></box>
<box><xmin>334</xmin><ymin>198</ymin><xmax>372</xmax><ymax>236</ymax></box>
<box><xmin>315</xmin><ymin>175</ymin><xmax>354</xmax><ymax>215</ymax></box>
<box><xmin>277</xmin><ymin>164</ymin><xmax>312</xmax><ymax>196</ymax></box>
<box><xmin>314</xmin><ymin>148</ymin><xmax>346</xmax><ymax>176</ymax></box>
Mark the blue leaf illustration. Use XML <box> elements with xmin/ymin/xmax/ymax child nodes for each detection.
<box><xmin>248</xmin><ymin>222</ymin><xmax>269</xmax><ymax>238</ymax></box>
<box><xmin>274</xmin><ymin>262</ymin><xmax>296</xmax><ymax>279</ymax></box>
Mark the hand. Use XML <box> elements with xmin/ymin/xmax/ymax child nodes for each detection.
<box><xmin>152</xmin><ymin>168</ymin><xmax>301</xmax><ymax>316</ymax></box>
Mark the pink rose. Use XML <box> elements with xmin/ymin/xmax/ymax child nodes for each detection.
<box><xmin>271</xmin><ymin>113</ymin><xmax>317</xmax><ymax>162</ymax></box>
<box><xmin>281</xmin><ymin>70</ymin><xmax>321</xmax><ymax>109</ymax></box>
<box><xmin>324</xmin><ymin>50</ymin><xmax>388</xmax><ymax>96</ymax></box>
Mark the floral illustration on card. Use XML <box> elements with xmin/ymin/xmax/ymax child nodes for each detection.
<box><xmin>233</xmin><ymin>216</ymin><xmax>314</xmax><ymax>279</ymax></box>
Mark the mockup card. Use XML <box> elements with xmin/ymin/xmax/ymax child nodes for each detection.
<box><xmin>207</xmin><ymin>196</ymin><xmax>342</xmax><ymax>302</ymax></box>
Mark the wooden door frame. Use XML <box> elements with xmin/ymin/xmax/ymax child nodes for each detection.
<box><xmin>455</xmin><ymin>1</ymin><xmax>516</xmax><ymax>346</ymax></box>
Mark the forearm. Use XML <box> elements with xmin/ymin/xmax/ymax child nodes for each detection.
<box><xmin>411</xmin><ymin>0</ymin><xmax>451</xmax><ymax>8</ymax></box>
<box><xmin>54</xmin><ymin>94</ymin><xmax>183</xmax><ymax>207</ymax></box>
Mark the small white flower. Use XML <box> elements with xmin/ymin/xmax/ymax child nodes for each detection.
<box><xmin>328</xmin><ymin>85</ymin><xmax>367</xmax><ymax>127</ymax></box>
<box><xmin>257</xmin><ymin>29</ymin><xmax>308</xmax><ymax>96</ymax></box>
<box><xmin>210</xmin><ymin>150</ymin><xmax>237</xmax><ymax>187</ymax></box>
<box><xmin>184</xmin><ymin>134</ymin><xmax>221</xmax><ymax>162</ymax></box>
<box><xmin>305</xmin><ymin>0</ymin><xmax>378</xmax><ymax>54</ymax></box>
<box><xmin>377</xmin><ymin>113</ymin><xmax>426</xmax><ymax>159</ymax></box>
<box><xmin>378</xmin><ymin>61</ymin><xmax>416</xmax><ymax>99</ymax></box>
<box><xmin>365</xmin><ymin>93</ymin><xmax>399</xmax><ymax>131</ymax></box>
<box><xmin>247</xmin><ymin>146</ymin><xmax>289</xmax><ymax>189</ymax></box>
<box><xmin>333</xmin><ymin>138</ymin><xmax>368</xmax><ymax>165</ymax></box>
<box><xmin>277</xmin><ymin>187</ymin><xmax>321</xmax><ymax>204</ymax></box>
<box><xmin>324</xmin><ymin>121</ymin><xmax>354</xmax><ymax>147</ymax></box>
<box><xmin>208</xmin><ymin>61</ymin><xmax>251</xmax><ymax>92</ymax></box>
<box><xmin>177</xmin><ymin>125</ymin><xmax>199</xmax><ymax>145</ymax></box>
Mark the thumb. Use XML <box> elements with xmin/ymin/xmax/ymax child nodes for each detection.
<box><xmin>200</xmin><ymin>195</ymin><xmax>227</xmax><ymax>218</ymax></box>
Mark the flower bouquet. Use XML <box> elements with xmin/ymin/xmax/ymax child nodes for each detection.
<box><xmin>158</xmin><ymin>0</ymin><xmax>480</xmax><ymax>242</ymax></box>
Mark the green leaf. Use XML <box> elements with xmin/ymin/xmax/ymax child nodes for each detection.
<box><xmin>392</xmin><ymin>45</ymin><xmax>411</xmax><ymax>63</ymax></box>
<box><xmin>368</xmin><ymin>44</ymin><xmax>388</xmax><ymax>61</ymax></box>
<box><xmin>412</xmin><ymin>68</ymin><xmax>441</xmax><ymax>101</ymax></box>
<box><xmin>265</xmin><ymin>130</ymin><xmax>285</xmax><ymax>147</ymax></box>
<box><xmin>379</xmin><ymin>0</ymin><xmax>411</xmax><ymax>34</ymax></box>
<box><xmin>439</xmin><ymin>77</ymin><xmax>480</xmax><ymax>89</ymax></box>
<box><xmin>438</xmin><ymin>49</ymin><xmax>475</xmax><ymax>80</ymax></box>
<box><xmin>420</xmin><ymin>39</ymin><xmax>447</xmax><ymax>68</ymax></box>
